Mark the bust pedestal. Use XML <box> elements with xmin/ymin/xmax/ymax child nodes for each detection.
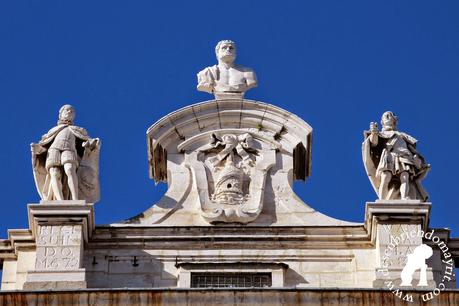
<box><xmin>214</xmin><ymin>92</ymin><xmax>244</xmax><ymax>100</ymax></box>
<box><xmin>23</xmin><ymin>201</ymin><xmax>94</xmax><ymax>290</ymax></box>
<box><xmin>366</xmin><ymin>200</ymin><xmax>436</xmax><ymax>289</ymax></box>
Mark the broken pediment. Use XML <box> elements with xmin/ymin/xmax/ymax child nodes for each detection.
<box><xmin>117</xmin><ymin>98</ymin><xmax>356</xmax><ymax>226</ymax></box>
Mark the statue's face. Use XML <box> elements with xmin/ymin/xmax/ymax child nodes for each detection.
<box><xmin>381</xmin><ymin>112</ymin><xmax>396</xmax><ymax>130</ymax></box>
<box><xmin>217</xmin><ymin>42</ymin><xmax>236</xmax><ymax>63</ymax></box>
<box><xmin>60</xmin><ymin>106</ymin><xmax>75</xmax><ymax>122</ymax></box>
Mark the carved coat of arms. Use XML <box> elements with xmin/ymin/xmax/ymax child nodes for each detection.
<box><xmin>180</xmin><ymin>132</ymin><xmax>275</xmax><ymax>223</ymax></box>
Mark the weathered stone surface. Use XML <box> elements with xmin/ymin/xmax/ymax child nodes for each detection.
<box><xmin>22</xmin><ymin>202</ymin><xmax>94</xmax><ymax>290</ymax></box>
<box><xmin>2</xmin><ymin>205</ymin><xmax>457</xmax><ymax>291</ymax></box>
<box><xmin>365</xmin><ymin>201</ymin><xmax>443</xmax><ymax>289</ymax></box>
<box><xmin>1</xmin><ymin>288</ymin><xmax>459</xmax><ymax>305</ymax></box>
<box><xmin>34</xmin><ymin>225</ymin><xmax>82</xmax><ymax>271</ymax></box>
<box><xmin>140</xmin><ymin>99</ymin><xmax>352</xmax><ymax>226</ymax></box>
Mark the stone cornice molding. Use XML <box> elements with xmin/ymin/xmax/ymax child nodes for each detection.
<box><xmin>146</xmin><ymin>99</ymin><xmax>312</xmax><ymax>183</ymax></box>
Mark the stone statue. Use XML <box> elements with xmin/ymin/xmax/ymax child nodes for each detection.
<box><xmin>197</xmin><ymin>40</ymin><xmax>257</xmax><ymax>98</ymax></box>
<box><xmin>31</xmin><ymin>105</ymin><xmax>101</xmax><ymax>202</ymax></box>
<box><xmin>362</xmin><ymin>111</ymin><xmax>429</xmax><ymax>201</ymax></box>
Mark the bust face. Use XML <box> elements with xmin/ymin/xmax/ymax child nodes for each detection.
<box><xmin>217</xmin><ymin>42</ymin><xmax>236</xmax><ymax>63</ymax></box>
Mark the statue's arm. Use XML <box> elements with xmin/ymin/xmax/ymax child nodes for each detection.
<box><xmin>245</xmin><ymin>70</ymin><xmax>258</xmax><ymax>90</ymax></box>
<box><xmin>369</xmin><ymin>133</ymin><xmax>378</xmax><ymax>146</ymax></box>
<box><xmin>368</xmin><ymin>122</ymin><xmax>379</xmax><ymax>146</ymax></box>
<box><xmin>197</xmin><ymin>68</ymin><xmax>215</xmax><ymax>94</ymax></box>
<box><xmin>30</xmin><ymin>143</ymin><xmax>47</xmax><ymax>155</ymax></box>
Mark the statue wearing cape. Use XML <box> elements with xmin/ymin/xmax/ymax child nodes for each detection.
<box><xmin>362</xmin><ymin>130</ymin><xmax>429</xmax><ymax>201</ymax></box>
<box><xmin>31</xmin><ymin>124</ymin><xmax>100</xmax><ymax>203</ymax></box>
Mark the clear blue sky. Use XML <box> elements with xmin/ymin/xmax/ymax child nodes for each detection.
<box><xmin>0</xmin><ymin>1</ymin><xmax>458</xmax><ymax>244</ymax></box>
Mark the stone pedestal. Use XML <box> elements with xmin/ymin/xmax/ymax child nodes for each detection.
<box><xmin>23</xmin><ymin>201</ymin><xmax>94</xmax><ymax>290</ymax></box>
<box><xmin>214</xmin><ymin>92</ymin><xmax>244</xmax><ymax>100</ymax></box>
<box><xmin>365</xmin><ymin>200</ymin><xmax>435</xmax><ymax>289</ymax></box>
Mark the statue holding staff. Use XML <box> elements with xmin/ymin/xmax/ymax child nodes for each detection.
<box><xmin>362</xmin><ymin>111</ymin><xmax>429</xmax><ymax>201</ymax></box>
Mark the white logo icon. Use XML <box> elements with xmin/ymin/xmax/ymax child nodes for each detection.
<box><xmin>400</xmin><ymin>244</ymin><xmax>433</xmax><ymax>287</ymax></box>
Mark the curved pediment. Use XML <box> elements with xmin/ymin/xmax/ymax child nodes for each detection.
<box><xmin>147</xmin><ymin>99</ymin><xmax>312</xmax><ymax>184</ymax></box>
<box><xmin>112</xmin><ymin>98</ymin><xmax>359</xmax><ymax>226</ymax></box>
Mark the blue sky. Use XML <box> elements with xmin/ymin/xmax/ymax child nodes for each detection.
<box><xmin>0</xmin><ymin>1</ymin><xmax>458</xmax><ymax>250</ymax></box>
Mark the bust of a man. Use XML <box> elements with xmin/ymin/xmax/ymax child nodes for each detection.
<box><xmin>197</xmin><ymin>40</ymin><xmax>257</xmax><ymax>98</ymax></box>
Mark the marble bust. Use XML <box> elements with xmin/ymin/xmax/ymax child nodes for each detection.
<box><xmin>30</xmin><ymin>104</ymin><xmax>101</xmax><ymax>203</ymax></box>
<box><xmin>197</xmin><ymin>40</ymin><xmax>257</xmax><ymax>98</ymax></box>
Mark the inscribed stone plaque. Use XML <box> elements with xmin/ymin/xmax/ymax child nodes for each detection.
<box><xmin>35</xmin><ymin>225</ymin><xmax>83</xmax><ymax>271</ymax></box>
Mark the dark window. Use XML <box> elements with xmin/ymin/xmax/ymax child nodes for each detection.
<box><xmin>191</xmin><ymin>272</ymin><xmax>272</xmax><ymax>288</ymax></box>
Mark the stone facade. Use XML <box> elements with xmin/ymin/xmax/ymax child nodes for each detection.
<box><xmin>0</xmin><ymin>98</ymin><xmax>457</xmax><ymax>295</ymax></box>
<box><xmin>0</xmin><ymin>42</ymin><xmax>457</xmax><ymax>305</ymax></box>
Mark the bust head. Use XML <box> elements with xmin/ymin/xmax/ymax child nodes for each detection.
<box><xmin>58</xmin><ymin>104</ymin><xmax>76</xmax><ymax>125</ymax></box>
<box><xmin>381</xmin><ymin>111</ymin><xmax>398</xmax><ymax>131</ymax></box>
<box><xmin>215</xmin><ymin>40</ymin><xmax>236</xmax><ymax>64</ymax></box>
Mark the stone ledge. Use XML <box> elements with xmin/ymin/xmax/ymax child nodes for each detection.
<box><xmin>0</xmin><ymin>288</ymin><xmax>458</xmax><ymax>305</ymax></box>
<box><xmin>28</xmin><ymin>202</ymin><xmax>95</xmax><ymax>243</ymax></box>
<box><xmin>365</xmin><ymin>201</ymin><xmax>431</xmax><ymax>244</ymax></box>
<box><xmin>23</xmin><ymin>269</ymin><xmax>87</xmax><ymax>290</ymax></box>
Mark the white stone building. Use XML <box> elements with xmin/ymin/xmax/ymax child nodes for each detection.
<box><xmin>0</xmin><ymin>41</ymin><xmax>457</xmax><ymax>305</ymax></box>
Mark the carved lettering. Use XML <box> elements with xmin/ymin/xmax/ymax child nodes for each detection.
<box><xmin>45</xmin><ymin>247</ymin><xmax>56</xmax><ymax>256</ymax></box>
<box><xmin>35</xmin><ymin>225</ymin><xmax>82</xmax><ymax>271</ymax></box>
<box><xmin>37</xmin><ymin>225</ymin><xmax>82</xmax><ymax>246</ymax></box>
<box><xmin>36</xmin><ymin>246</ymin><xmax>79</xmax><ymax>270</ymax></box>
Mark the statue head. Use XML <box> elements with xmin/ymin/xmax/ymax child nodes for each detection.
<box><xmin>215</xmin><ymin>40</ymin><xmax>236</xmax><ymax>64</ymax></box>
<box><xmin>381</xmin><ymin>111</ymin><xmax>398</xmax><ymax>131</ymax></box>
<box><xmin>58</xmin><ymin>104</ymin><xmax>76</xmax><ymax>125</ymax></box>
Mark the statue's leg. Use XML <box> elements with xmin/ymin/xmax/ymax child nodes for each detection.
<box><xmin>379</xmin><ymin>171</ymin><xmax>392</xmax><ymax>200</ymax></box>
<box><xmin>49</xmin><ymin>167</ymin><xmax>64</xmax><ymax>200</ymax></box>
<box><xmin>64</xmin><ymin>162</ymin><xmax>78</xmax><ymax>200</ymax></box>
<box><xmin>400</xmin><ymin>171</ymin><xmax>410</xmax><ymax>200</ymax></box>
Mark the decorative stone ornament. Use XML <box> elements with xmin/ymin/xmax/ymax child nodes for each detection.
<box><xmin>137</xmin><ymin>98</ymin><xmax>348</xmax><ymax>227</ymax></box>
<box><xmin>212</xmin><ymin>157</ymin><xmax>245</xmax><ymax>205</ymax></box>
<box><xmin>362</xmin><ymin>111</ymin><xmax>430</xmax><ymax>201</ymax></box>
<box><xmin>200</xmin><ymin>134</ymin><xmax>253</xmax><ymax>208</ymax></box>
<box><xmin>187</xmin><ymin>131</ymin><xmax>274</xmax><ymax>223</ymax></box>
<box><xmin>30</xmin><ymin>105</ymin><xmax>101</xmax><ymax>203</ymax></box>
